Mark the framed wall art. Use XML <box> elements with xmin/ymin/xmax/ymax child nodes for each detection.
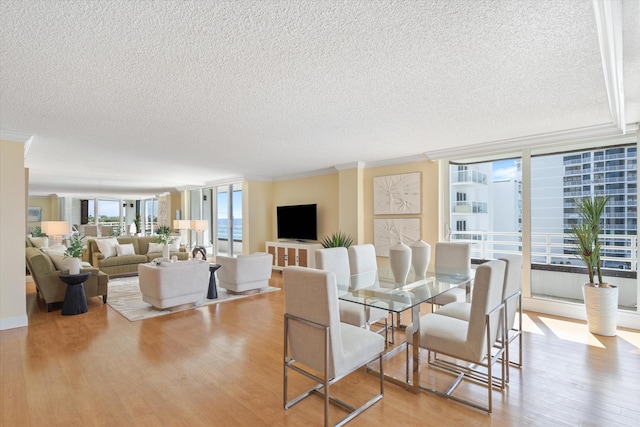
<box><xmin>373</xmin><ymin>218</ymin><xmax>421</xmax><ymax>256</ymax></box>
<box><xmin>373</xmin><ymin>172</ymin><xmax>421</xmax><ymax>214</ymax></box>
<box><xmin>27</xmin><ymin>206</ymin><xmax>42</xmax><ymax>222</ymax></box>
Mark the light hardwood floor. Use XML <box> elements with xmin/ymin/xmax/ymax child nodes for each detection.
<box><xmin>1</xmin><ymin>272</ymin><xmax>639</xmax><ymax>426</ymax></box>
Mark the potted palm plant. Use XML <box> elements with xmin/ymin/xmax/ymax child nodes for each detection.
<box><xmin>64</xmin><ymin>234</ymin><xmax>85</xmax><ymax>275</ymax></box>
<box><xmin>570</xmin><ymin>195</ymin><xmax>618</xmax><ymax>336</ymax></box>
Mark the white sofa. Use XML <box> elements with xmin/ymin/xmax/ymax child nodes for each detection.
<box><xmin>216</xmin><ymin>253</ymin><xmax>273</xmax><ymax>294</ymax></box>
<box><xmin>138</xmin><ymin>260</ymin><xmax>210</xmax><ymax>309</ymax></box>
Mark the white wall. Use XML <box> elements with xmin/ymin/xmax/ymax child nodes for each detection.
<box><xmin>0</xmin><ymin>139</ymin><xmax>27</xmax><ymax>330</ymax></box>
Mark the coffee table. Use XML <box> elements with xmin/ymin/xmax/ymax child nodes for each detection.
<box><xmin>59</xmin><ymin>272</ymin><xmax>91</xmax><ymax>315</ymax></box>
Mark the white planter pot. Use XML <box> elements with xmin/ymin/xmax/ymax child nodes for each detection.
<box><xmin>389</xmin><ymin>242</ymin><xmax>411</xmax><ymax>284</ymax></box>
<box><xmin>68</xmin><ymin>257</ymin><xmax>81</xmax><ymax>275</ymax></box>
<box><xmin>162</xmin><ymin>244</ymin><xmax>170</xmax><ymax>261</ymax></box>
<box><xmin>582</xmin><ymin>283</ymin><xmax>618</xmax><ymax>336</ymax></box>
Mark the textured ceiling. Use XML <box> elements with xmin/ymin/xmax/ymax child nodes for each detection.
<box><xmin>1</xmin><ymin>0</ymin><xmax>638</xmax><ymax>198</ymax></box>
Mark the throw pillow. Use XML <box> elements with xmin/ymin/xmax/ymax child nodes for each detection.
<box><xmin>95</xmin><ymin>237</ymin><xmax>119</xmax><ymax>258</ymax></box>
<box><xmin>116</xmin><ymin>243</ymin><xmax>135</xmax><ymax>256</ymax></box>
<box><xmin>42</xmin><ymin>245</ymin><xmax>68</xmax><ymax>270</ymax></box>
<box><xmin>147</xmin><ymin>242</ymin><xmax>164</xmax><ymax>254</ymax></box>
<box><xmin>29</xmin><ymin>236</ymin><xmax>49</xmax><ymax>249</ymax></box>
<box><xmin>168</xmin><ymin>236</ymin><xmax>181</xmax><ymax>252</ymax></box>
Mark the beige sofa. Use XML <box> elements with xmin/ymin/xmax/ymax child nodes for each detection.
<box><xmin>26</xmin><ymin>246</ymin><xmax>109</xmax><ymax>312</ymax></box>
<box><xmin>88</xmin><ymin>236</ymin><xmax>188</xmax><ymax>276</ymax></box>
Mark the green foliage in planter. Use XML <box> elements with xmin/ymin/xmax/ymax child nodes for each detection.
<box><xmin>64</xmin><ymin>234</ymin><xmax>85</xmax><ymax>259</ymax></box>
<box><xmin>320</xmin><ymin>231</ymin><xmax>353</xmax><ymax>248</ymax></box>
<box><xmin>31</xmin><ymin>225</ymin><xmax>45</xmax><ymax>237</ymax></box>
<box><xmin>134</xmin><ymin>213</ymin><xmax>141</xmax><ymax>233</ymax></box>
<box><xmin>155</xmin><ymin>226</ymin><xmax>176</xmax><ymax>245</ymax></box>
<box><xmin>570</xmin><ymin>195</ymin><xmax>609</xmax><ymax>285</ymax></box>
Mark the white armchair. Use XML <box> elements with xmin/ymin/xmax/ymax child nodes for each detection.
<box><xmin>216</xmin><ymin>253</ymin><xmax>273</xmax><ymax>294</ymax></box>
<box><xmin>138</xmin><ymin>260</ymin><xmax>210</xmax><ymax>309</ymax></box>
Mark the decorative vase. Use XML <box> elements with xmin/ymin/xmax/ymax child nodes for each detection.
<box><xmin>162</xmin><ymin>244</ymin><xmax>170</xmax><ymax>261</ymax></box>
<box><xmin>410</xmin><ymin>240</ymin><xmax>431</xmax><ymax>278</ymax></box>
<box><xmin>389</xmin><ymin>242</ymin><xmax>411</xmax><ymax>284</ymax></box>
<box><xmin>583</xmin><ymin>283</ymin><xmax>618</xmax><ymax>336</ymax></box>
<box><xmin>68</xmin><ymin>257</ymin><xmax>81</xmax><ymax>275</ymax></box>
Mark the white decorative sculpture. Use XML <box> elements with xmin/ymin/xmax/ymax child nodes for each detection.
<box><xmin>410</xmin><ymin>240</ymin><xmax>431</xmax><ymax>278</ymax></box>
<box><xmin>389</xmin><ymin>241</ymin><xmax>411</xmax><ymax>284</ymax></box>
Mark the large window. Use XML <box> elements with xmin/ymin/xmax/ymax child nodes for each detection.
<box><xmin>449</xmin><ymin>158</ymin><xmax>522</xmax><ymax>258</ymax></box>
<box><xmin>530</xmin><ymin>145</ymin><xmax>637</xmax><ymax>310</ymax></box>
<box><xmin>448</xmin><ymin>142</ymin><xmax>638</xmax><ymax>318</ymax></box>
<box><xmin>216</xmin><ymin>183</ymin><xmax>242</xmax><ymax>256</ymax></box>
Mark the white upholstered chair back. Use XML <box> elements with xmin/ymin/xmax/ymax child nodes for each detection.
<box><xmin>498</xmin><ymin>254</ymin><xmax>523</xmax><ymax>333</ymax></box>
<box><xmin>466</xmin><ymin>259</ymin><xmax>506</xmax><ymax>361</ymax></box>
<box><xmin>435</xmin><ymin>242</ymin><xmax>471</xmax><ymax>271</ymax></box>
<box><xmin>283</xmin><ymin>267</ymin><xmax>345</xmax><ymax>378</ymax></box>
<box><xmin>315</xmin><ymin>247</ymin><xmax>351</xmax><ymax>288</ymax></box>
<box><xmin>348</xmin><ymin>244</ymin><xmax>377</xmax><ymax>274</ymax></box>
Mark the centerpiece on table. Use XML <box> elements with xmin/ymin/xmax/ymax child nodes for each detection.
<box><xmin>64</xmin><ymin>234</ymin><xmax>85</xmax><ymax>274</ymax></box>
<box><xmin>155</xmin><ymin>226</ymin><xmax>177</xmax><ymax>261</ymax></box>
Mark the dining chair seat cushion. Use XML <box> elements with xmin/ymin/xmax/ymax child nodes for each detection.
<box><xmin>434</xmin><ymin>301</ymin><xmax>471</xmax><ymax>321</ymax></box>
<box><xmin>405</xmin><ymin>314</ymin><xmax>483</xmax><ymax>361</ymax></box>
<box><xmin>432</xmin><ymin>287</ymin><xmax>467</xmax><ymax>305</ymax></box>
<box><xmin>339</xmin><ymin>323</ymin><xmax>385</xmax><ymax>375</ymax></box>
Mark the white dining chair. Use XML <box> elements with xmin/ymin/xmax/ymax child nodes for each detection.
<box><xmin>283</xmin><ymin>266</ymin><xmax>385</xmax><ymax>427</ymax></box>
<box><xmin>404</xmin><ymin>259</ymin><xmax>507</xmax><ymax>413</ymax></box>
<box><xmin>431</xmin><ymin>242</ymin><xmax>471</xmax><ymax>307</ymax></box>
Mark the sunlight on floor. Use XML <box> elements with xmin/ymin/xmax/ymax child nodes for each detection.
<box><xmin>521</xmin><ymin>313</ymin><xmax>545</xmax><ymax>335</ymax></box>
<box><xmin>618</xmin><ymin>329</ymin><xmax>640</xmax><ymax>354</ymax></box>
<box><xmin>537</xmin><ymin>316</ymin><xmax>606</xmax><ymax>347</ymax></box>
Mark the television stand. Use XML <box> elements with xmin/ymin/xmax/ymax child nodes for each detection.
<box><xmin>266</xmin><ymin>241</ymin><xmax>322</xmax><ymax>270</ymax></box>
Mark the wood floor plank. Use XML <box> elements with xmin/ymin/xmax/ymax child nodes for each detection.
<box><xmin>1</xmin><ymin>275</ymin><xmax>639</xmax><ymax>427</ymax></box>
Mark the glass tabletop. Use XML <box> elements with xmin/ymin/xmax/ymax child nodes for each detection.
<box><xmin>337</xmin><ymin>267</ymin><xmax>475</xmax><ymax>313</ymax></box>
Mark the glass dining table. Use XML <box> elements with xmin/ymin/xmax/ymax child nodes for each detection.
<box><xmin>337</xmin><ymin>267</ymin><xmax>475</xmax><ymax>393</ymax></box>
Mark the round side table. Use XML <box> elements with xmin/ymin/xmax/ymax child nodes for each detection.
<box><xmin>59</xmin><ymin>272</ymin><xmax>91</xmax><ymax>315</ymax></box>
<box><xmin>208</xmin><ymin>264</ymin><xmax>221</xmax><ymax>299</ymax></box>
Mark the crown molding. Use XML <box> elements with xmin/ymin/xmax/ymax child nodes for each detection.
<box><xmin>363</xmin><ymin>154</ymin><xmax>431</xmax><ymax>169</ymax></box>
<box><xmin>424</xmin><ymin>123</ymin><xmax>636</xmax><ymax>160</ymax></box>
<box><xmin>0</xmin><ymin>130</ymin><xmax>34</xmax><ymax>158</ymax></box>
<box><xmin>271</xmin><ymin>167</ymin><xmax>338</xmax><ymax>182</ymax></box>
<box><xmin>334</xmin><ymin>161</ymin><xmax>364</xmax><ymax>171</ymax></box>
<box><xmin>593</xmin><ymin>0</ymin><xmax>625</xmax><ymax>131</ymax></box>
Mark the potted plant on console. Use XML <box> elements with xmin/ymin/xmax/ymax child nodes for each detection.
<box><xmin>155</xmin><ymin>226</ymin><xmax>176</xmax><ymax>261</ymax></box>
<box><xmin>570</xmin><ymin>195</ymin><xmax>618</xmax><ymax>336</ymax></box>
<box><xmin>320</xmin><ymin>231</ymin><xmax>353</xmax><ymax>248</ymax></box>
<box><xmin>64</xmin><ymin>234</ymin><xmax>85</xmax><ymax>275</ymax></box>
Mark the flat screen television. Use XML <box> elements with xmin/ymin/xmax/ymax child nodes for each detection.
<box><xmin>277</xmin><ymin>204</ymin><xmax>317</xmax><ymax>241</ymax></box>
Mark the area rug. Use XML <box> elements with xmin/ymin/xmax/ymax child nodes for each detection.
<box><xmin>106</xmin><ymin>276</ymin><xmax>280</xmax><ymax>321</ymax></box>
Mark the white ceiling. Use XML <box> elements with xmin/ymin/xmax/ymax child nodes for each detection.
<box><xmin>1</xmin><ymin>0</ymin><xmax>639</xmax><ymax>199</ymax></box>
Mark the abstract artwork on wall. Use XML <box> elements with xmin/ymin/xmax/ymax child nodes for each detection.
<box><xmin>373</xmin><ymin>218</ymin><xmax>421</xmax><ymax>256</ymax></box>
<box><xmin>373</xmin><ymin>172</ymin><xmax>421</xmax><ymax>214</ymax></box>
<box><xmin>27</xmin><ymin>206</ymin><xmax>42</xmax><ymax>222</ymax></box>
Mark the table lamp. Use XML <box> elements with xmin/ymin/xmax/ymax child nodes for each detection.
<box><xmin>190</xmin><ymin>220</ymin><xmax>208</xmax><ymax>247</ymax></box>
<box><xmin>41</xmin><ymin>221</ymin><xmax>69</xmax><ymax>245</ymax></box>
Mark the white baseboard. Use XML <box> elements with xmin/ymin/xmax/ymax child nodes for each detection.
<box><xmin>0</xmin><ymin>315</ymin><xmax>28</xmax><ymax>330</ymax></box>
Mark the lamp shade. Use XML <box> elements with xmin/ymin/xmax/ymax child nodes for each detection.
<box><xmin>190</xmin><ymin>220</ymin><xmax>208</xmax><ymax>231</ymax></box>
<box><xmin>173</xmin><ymin>220</ymin><xmax>190</xmax><ymax>230</ymax></box>
<box><xmin>41</xmin><ymin>221</ymin><xmax>69</xmax><ymax>237</ymax></box>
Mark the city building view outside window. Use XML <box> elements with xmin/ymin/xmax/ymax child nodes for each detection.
<box><xmin>450</xmin><ymin>144</ymin><xmax>637</xmax><ymax>311</ymax></box>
